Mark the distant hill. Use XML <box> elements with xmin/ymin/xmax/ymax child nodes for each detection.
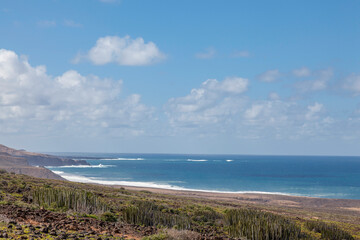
<box><xmin>0</xmin><ymin>144</ymin><xmax>88</xmax><ymax>180</ymax></box>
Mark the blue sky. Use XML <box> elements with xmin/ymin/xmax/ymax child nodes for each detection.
<box><xmin>0</xmin><ymin>0</ymin><xmax>360</xmax><ymax>155</ymax></box>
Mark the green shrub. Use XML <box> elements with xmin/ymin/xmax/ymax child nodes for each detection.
<box><xmin>142</xmin><ymin>233</ymin><xmax>168</xmax><ymax>240</ymax></box>
<box><xmin>142</xmin><ymin>229</ymin><xmax>201</xmax><ymax>240</ymax></box>
<box><xmin>305</xmin><ymin>220</ymin><xmax>354</xmax><ymax>240</ymax></box>
<box><xmin>101</xmin><ymin>212</ymin><xmax>117</xmax><ymax>222</ymax></box>
<box><xmin>191</xmin><ymin>207</ymin><xmax>221</xmax><ymax>224</ymax></box>
<box><xmin>123</xmin><ymin>200</ymin><xmax>190</xmax><ymax>229</ymax></box>
<box><xmin>225</xmin><ymin>208</ymin><xmax>305</xmax><ymax>240</ymax></box>
<box><xmin>31</xmin><ymin>187</ymin><xmax>109</xmax><ymax>214</ymax></box>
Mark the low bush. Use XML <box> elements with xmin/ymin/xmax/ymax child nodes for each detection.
<box><xmin>123</xmin><ymin>200</ymin><xmax>191</xmax><ymax>229</ymax></box>
<box><xmin>101</xmin><ymin>211</ymin><xmax>117</xmax><ymax>222</ymax></box>
<box><xmin>225</xmin><ymin>208</ymin><xmax>305</xmax><ymax>240</ymax></box>
<box><xmin>31</xmin><ymin>186</ymin><xmax>109</xmax><ymax>214</ymax></box>
<box><xmin>305</xmin><ymin>220</ymin><xmax>354</xmax><ymax>240</ymax></box>
<box><xmin>142</xmin><ymin>229</ymin><xmax>201</xmax><ymax>240</ymax></box>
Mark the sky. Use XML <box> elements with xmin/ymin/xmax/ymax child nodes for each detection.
<box><xmin>0</xmin><ymin>0</ymin><xmax>360</xmax><ymax>155</ymax></box>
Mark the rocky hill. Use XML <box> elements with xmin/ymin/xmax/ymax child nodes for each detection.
<box><xmin>0</xmin><ymin>144</ymin><xmax>88</xmax><ymax>180</ymax></box>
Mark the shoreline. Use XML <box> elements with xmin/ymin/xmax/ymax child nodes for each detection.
<box><xmin>52</xmin><ymin>169</ymin><xmax>295</xmax><ymax>196</ymax></box>
<box><xmin>115</xmin><ymin>185</ymin><xmax>360</xmax><ymax>218</ymax></box>
<box><xmin>47</xmin><ymin>169</ymin><xmax>360</xmax><ymax>217</ymax></box>
<box><xmin>50</xmin><ymin>168</ymin><xmax>357</xmax><ymax>200</ymax></box>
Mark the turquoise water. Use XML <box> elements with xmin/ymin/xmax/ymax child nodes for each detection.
<box><xmin>46</xmin><ymin>153</ymin><xmax>360</xmax><ymax>199</ymax></box>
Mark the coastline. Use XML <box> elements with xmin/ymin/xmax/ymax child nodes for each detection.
<box><xmin>48</xmin><ymin>168</ymin><xmax>360</xmax><ymax>218</ymax></box>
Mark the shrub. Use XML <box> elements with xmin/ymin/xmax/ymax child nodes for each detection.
<box><xmin>305</xmin><ymin>220</ymin><xmax>354</xmax><ymax>240</ymax></box>
<box><xmin>225</xmin><ymin>208</ymin><xmax>304</xmax><ymax>240</ymax></box>
<box><xmin>142</xmin><ymin>229</ymin><xmax>201</xmax><ymax>240</ymax></box>
<box><xmin>165</xmin><ymin>229</ymin><xmax>201</xmax><ymax>240</ymax></box>
<box><xmin>31</xmin><ymin>187</ymin><xmax>109</xmax><ymax>214</ymax></box>
<box><xmin>101</xmin><ymin>212</ymin><xmax>117</xmax><ymax>222</ymax></box>
<box><xmin>142</xmin><ymin>233</ymin><xmax>168</xmax><ymax>240</ymax></box>
<box><xmin>123</xmin><ymin>200</ymin><xmax>191</xmax><ymax>229</ymax></box>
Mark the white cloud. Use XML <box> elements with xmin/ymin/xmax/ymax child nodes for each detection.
<box><xmin>37</xmin><ymin>20</ymin><xmax>56</xmax><ymax>27</ymax></box>
<box><xmin>343</xmin><ymin>74</ymin><xmax>360</xmax><ymax>95</ymax></box>
<box><xmin>244</xmin><ymin>104</ymin><xmax>264</xmax><ymax>119</ymax></box>
<box><xmin>202</xmin><ymin>77</ymin><xmax>248</xmax><ymax>94</ymax></box>
<box><xmin>294</xmin><ymin>68</ymin><xmax>333</xmax><ymax>92</ymax></box>
<box><xmin>257</xmin><ymin>69</ymin><xmax>280</xmax><ymax>82</ymax></box>
<box><xmin>268</xmin><ymin>92</ymin><xmax>280</xmax><ymax>100</ymax></box>
<box><xmin>0</xmin><ymin>49</ymin><xmax>153</xmax><ymax>135</ymax></box>
<box><xmin>292</xmin><ymin>67</ymin><xmax>311</xmax><ymax>77</ymax></box>
<box><xmin>305</xmin><ymin>102</ymin><xmax>324</xmax><ymax>120</ymax></box>
<box><xmin>165</xmin><ymin>74</ymin><xmax>335</xmax><ymax>140</ymax></box>
<box><xmin>195</xmin><ymin>47</ymin><xmax>216</xmax><ymax>59</ymax></box>
<box><xmin>165</xmin><ymin>77</ymin><xmax>248</xmax><ymax>128</ymax></box>
<box><xmin>64</xmin><ymin>20</ymin><xmax>82</xmax><ymax>28</ymax></box>
<box><xmin>74</xmin><ymin>35</ymin><xmax>165</xmax><ymax>66</ymax></box>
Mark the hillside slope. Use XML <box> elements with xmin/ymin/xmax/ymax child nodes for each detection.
<box><xmin>0</xmin><ymin>144</ymin><xmax>87</xmax><ymax>180</ymax></box>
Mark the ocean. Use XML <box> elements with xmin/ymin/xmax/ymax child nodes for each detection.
<box><xmin>46</xmin><ymin>153</ymin><xmax>360</xmax><ymax>200</ymax></box>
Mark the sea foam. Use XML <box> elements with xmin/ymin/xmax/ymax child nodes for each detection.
<box><xmin>50</xmin><ymin>170</ymin><xmax>294</xmax><ymax>196</ymax></box>
<box><xmin>187</xmin><ymin>159</ymin><xmax>208</xmax><ymax>162</ymax></box>
<box><xmin>48</xmin><ymin>164</ymin><xmax>114</xmax><ymax>168</ymax></box>
<box><xmin>99</xmin><ymin>157</ymin><xmax>144</xmax><ymax>161</ymax></box>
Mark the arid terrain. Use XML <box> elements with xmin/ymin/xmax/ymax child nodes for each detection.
<box><xmin>0</xmin><ymin>144</ymin><xmax>359</xmax><ymax>239</ymax></box>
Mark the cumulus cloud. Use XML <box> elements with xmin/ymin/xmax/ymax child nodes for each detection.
<box><xmin>305</xmin><ymin>102</ymin><xmax>324</xmax><ymax>120</ymax></box>
<box><xmin>343</xmin><ymin>74</ymin><xmax>360</xmax><ymax>95</ymax></box>
<box><xmin>165</xmin><ymin>74</ymin><xmax>336</xmax><ymax>140</ymax></box>
<box><xmin>165</xmin><ymin>77</ymin><xmax>248</xmax><ymax>128</ymax></box>
<box><xmin>244</xmin><ymin>104</ymin><xmax>264</xmax><ymax>119</ymax></box>
<box><xmin>294</xmin><ymin>68</ymin><xmax>333</xmax><ymax>92</ymax></box>
<box><xmin>74</xmin><ymin>35</ymin><xmax>165</xmax><ymax>66</ymax></box>
<box><xmin>195</xmin><ymin>47</ymin><xmax>216</xmax><ymax>59</ymax></box>
<box><xmin>257</xmin><ymin>69</ymin><xmax>280</xmax><ymax>82</ymax></box>
<box><xmin>268</xmin><ymin>92</ymin><xmax>280</xmax><ymax>100</ymax></box>
<box><xmin>292</xmin><ymin>67</ymin><xmax>311</xmax><ymax>77</ymax></box>
<box><xmin>0</xmin><ymin>49</ymin><xmax>153</xmax><ymax>135</ymax></box>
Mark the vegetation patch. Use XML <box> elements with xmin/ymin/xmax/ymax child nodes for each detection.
<box><xmin>225</xmin><ymin>208</ymin><xmax>307</xmax><ymax>239</ymax></box>
<box><xmin>31</xmin><ymin>186</ymin><xmax>109</xmax><ymax>214</ymax></box>
<box><xmin>305</xmin><ymin>220</ymin><xmax>355</xmax><ymax>240</ymax></box>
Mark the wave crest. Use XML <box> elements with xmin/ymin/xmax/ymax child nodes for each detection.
<box><xmin>187</xmin><ymin>159</ymin><xmax>208</xmax><ymax>162</ymax></box>
<box><xmin>99</xmin><ymin>157</ymin><xmax>144</xmax><ymax>161</ymax></box>
<box><xmin>48</xmin><ymin>164</ymin><xmax>114</xmax><ymax>168</ymax></box>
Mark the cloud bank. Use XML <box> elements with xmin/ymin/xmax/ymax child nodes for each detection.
<box><xmin>1</xmin><ymin>48</ymin><xmax>360</xmax><ymax>152</ymax></box>
<box><xmin>0</xmin><ymin>49</ymin><xmax>153</xmax><ymax>135</ymax></box>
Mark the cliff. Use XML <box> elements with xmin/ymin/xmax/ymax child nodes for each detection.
<box><xmin>0</xmin><ymin>144</ymin><xmax>88</xmax><ymax>180</ymax></box>
<box><xmin>0</xmin><ymin>144</ymin><xmax>88</xmax><ymax>166</ymax></box>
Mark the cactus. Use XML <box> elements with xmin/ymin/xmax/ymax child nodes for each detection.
<box><xmin>225</xmin><ymin>208</ymin><xmax>305</xmax><ymax>240</ymax></box>
<box><xmin>31</xmin><ymin>186</ymin><xmax>109</xmax><ymax>214</ymax></box>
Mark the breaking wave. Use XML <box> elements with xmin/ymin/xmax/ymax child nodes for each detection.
<box><xmin>48</xmin><ymin>164</ymin><xmax>114</xmax><ymax>168</ymax></box>
<box><xmin>48</xmin><ymin>170</ymin><xmax>296</xmax><ymax>196</ymax></box>
<box><xmin>99</xmin><ymin>158</ymin><xmax>144</xmax><ymax>161</ymax></box>
<box><xmin>187</xmin><ymin>159</ymin><xmax>208</xmax><ymax>162</ymax></box>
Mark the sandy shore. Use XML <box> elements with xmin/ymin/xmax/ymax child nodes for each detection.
<box><xmin>114</xmin><ymin>185</ymin><xmax>360</xmax><ymax>217</ymax></box>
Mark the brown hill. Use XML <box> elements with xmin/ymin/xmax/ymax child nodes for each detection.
<box><xmin>0</xmin><ymin>144</ymin><xmax>88</xmax><ymax>166</ymax></box>
<box><xmin>0</xmin><ymin>144</ymin><xmax>88</xmax><ymax>180</ymax></box>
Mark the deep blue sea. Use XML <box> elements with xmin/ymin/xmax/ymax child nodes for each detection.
<box><xmin>46</xmin><ymin>153</ymin><xmax>360</xmax><ymax>200</ymax></box>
